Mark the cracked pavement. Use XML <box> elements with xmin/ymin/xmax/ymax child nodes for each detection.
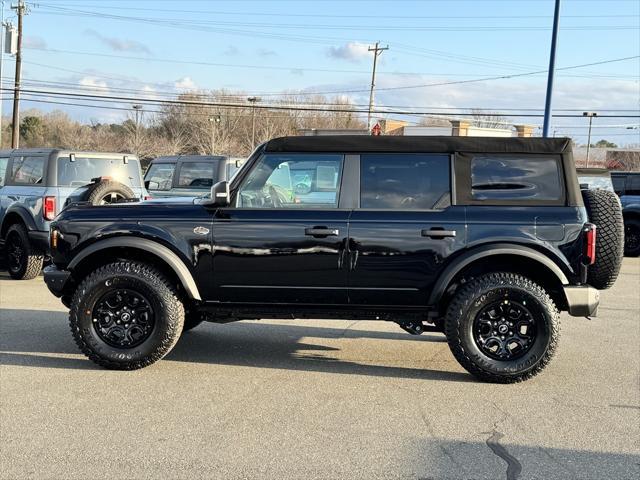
<box><xmin>1</xmin><ymin>258</ymin><xmax>639</xmax><ymax>479</ymax></box>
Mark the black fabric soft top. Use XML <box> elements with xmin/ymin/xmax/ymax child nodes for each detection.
<box><xmin>264</xmin><ymin>135</ymin><xmax>572</xmax><ymax>155</ymax></box>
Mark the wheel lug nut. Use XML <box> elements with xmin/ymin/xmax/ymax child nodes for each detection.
<box><xmin>493</xmin><ymin>331</ymin><xmax>497</xmax><ymax>335</ymax></box>
<box><xmin>501</xmin><ymin>336</ymin><xmax>505</xmax><ymax>340</ymax></box>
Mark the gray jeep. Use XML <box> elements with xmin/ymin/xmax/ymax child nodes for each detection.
<box><xmin>0</xmin><ymin>149</ymin><xmax>145</xmax><ymax>279</ymax></box>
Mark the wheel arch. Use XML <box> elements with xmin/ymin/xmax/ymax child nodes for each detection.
<box><xmin>429</xmin><ymin>244</ymin><xmax>570</xmax><ymax>312</ymax></box>
<box><xmin>1</xmin><ymin>207</ymin><xmax>38</xmax><ymax>237</ymax></box>
<box><xmin>68</xmin><ymin>237</ymin><xmax>202</xmax><ymax>301</ymax></box>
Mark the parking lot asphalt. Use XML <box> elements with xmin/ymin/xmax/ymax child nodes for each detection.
<box><xmin>1</xmin><ymin>259</ymin><xmax>639</xmax><ymax>480</ymax></box>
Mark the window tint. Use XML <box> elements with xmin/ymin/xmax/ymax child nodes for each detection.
<box><xmin>11</xmin><ymin>156</ymin><xmax>44</xmax><ymax>184</ymax></box>
<box><xmin>57</xmin><ymin>156</ymin><xmax>142</xmax><ymax>187</ymax></box>
<box><xmin>177</xmin><ymin>162</ymin><xmax>216</xmax><ymax>188</ymax></box>
<box><xmin>238</xmin><ymin>154</ymin><xmax>343</xmax><ymax>208</ymax></box>
<box><xmin>360</xmin><ymin>154</ymin><xmax>450</xmax><ymax>210</ymax></box>
<box><xmin>0</xmin><ymin>157</ymin><xmax>8</xmax><ymax>187</ymax></box>
<box><xmin>626</xmin><ymin>175</ymin><xmax>640</xmax><ymax>196</ymax></box>
<box><xmin>611</xmin><ymin>175</ymin><xmax>626</xmax><ymax>195</ymax></box>
<box><xmin>471</xmin><ymin>155</ymin><xmax>562</xmax><ymax>201</ymax></box>
<box><xmin>145</xmin><ymin>163</ymin><xmax>175</xmax><ymax>191</ymax></box>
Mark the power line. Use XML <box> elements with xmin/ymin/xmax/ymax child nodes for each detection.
<box><xmin>4</xmin><ymin>87</ymin><xmax>639</xmax><ymax>118</ymax></box>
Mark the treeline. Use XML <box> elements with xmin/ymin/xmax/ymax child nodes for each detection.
<box><xmin>1</xmin><ymin>91</ymin><xmax>365</xmax><ymax>164</ymax></box>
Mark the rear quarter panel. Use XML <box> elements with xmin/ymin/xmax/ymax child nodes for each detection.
<box><xmin>464</xmin><ymin>205</ymin><xmax>587</xmax><ymax>281</ymax></box>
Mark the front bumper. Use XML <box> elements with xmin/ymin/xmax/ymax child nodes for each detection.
<box><xmin>43</xmin><ymin>265</ymin><xmax>71</xmax><ymax>298</ymax></box>
<box><xmin>564</xmin><ymin>285</ymin><xmax>600</xmax><ymax>317</ymax></box>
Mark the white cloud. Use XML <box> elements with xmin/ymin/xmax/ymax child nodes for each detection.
<box><xmin>174</xmin><ymin>77</ymin><xmax>197</xmax><ymax>90</ymax></box>
<box><xmin>78</xmin><ymin>76</ymin><xmax>109</xmax><ymax>92</ymax></box>
<box><xmin>84</xmin><ymin>29</ymin><xmax>152</xmax><ymax>55</ymax></box>
<box><xmin>326</xmin><ymin>42</ymin><xmax>371</xmax><ymax>63</ymax></box>
<box><xmin>24</xmin><ymin>36</ymin><xmax>47</xmax><ymax>50</ymax></box>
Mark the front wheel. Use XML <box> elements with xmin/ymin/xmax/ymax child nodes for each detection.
<box><xmin>69</xmin><ymin>261</ymin><xmax>184</xmax><ymax>370</ymax></box>
<box><xmin>444</xmin><ymin>273</ymin><xmax>560</xmax><ymax>383</ymax></box>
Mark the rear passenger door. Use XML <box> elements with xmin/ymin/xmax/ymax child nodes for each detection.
<box><xmin>348</xmin><ymin>154</ymin><xmax>466</xmax><ymax>306</ymax></box>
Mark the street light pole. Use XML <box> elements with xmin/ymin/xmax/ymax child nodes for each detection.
<box><xmin>247</xmin><ymin>96</ymin><xmax>260</xmax><ymax>148</ymax></box>
<box><xmin>583</xmin><ymin>111</ymin><xmax>597</xmax><ymax>167</ymax></box>
<box><xmin>132</xmin><ymin>104</ymin><xmax>143</xmax><ymax>149</ymax></box>
<box><xmin>208</xmin><ymin>114</ymin><xmax>220</xmax><ymax>155</ymax></box>
<box><xmin>542</xmin><ymin>0</ymin><xmax>561</xmax><ymax>138</ymax></box>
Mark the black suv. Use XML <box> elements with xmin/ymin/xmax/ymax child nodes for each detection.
<box><xmin>43</xmin><ymin>136</ymin><xmax>624</xmax><ymax>382</ymax></box>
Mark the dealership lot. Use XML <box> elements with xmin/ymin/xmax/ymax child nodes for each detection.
<box><xmin>0</xmin><ymin>259</ymin><xmax>638</xmax><ymax>480</ymax></box>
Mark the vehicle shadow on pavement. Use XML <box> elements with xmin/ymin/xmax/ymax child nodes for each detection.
<box><xmin>168</xmin><ymin>322</ymin><xmax>470</xmax><ymax>383</ymax></box>
<box><xmin>0</xmin><ymin>308</ymin><xmax>469</xmax><ymax>382</ymax></box>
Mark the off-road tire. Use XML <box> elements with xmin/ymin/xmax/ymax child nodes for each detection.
<box><xmin>85</xmin><ymin>180</ymin><xmax>136</xmax><ymax>205</ymax></box>
<box><xmin>5</xmin><ymin>224</ymin><xmax>44</xmax><ymax>280</ymax></box>
<box><xmin>624</xmin><ymin>218</ymin><xmax>640</xmax><ymax>257</ymax></box>
<box><xmin>69</xmin><ymin>261</ymin><xmax>184</xmax><ymax>370</ymax></box>
<box><xmin>582</xmin><ymin>189</ymin><xmax>624</xmax><ymax>289</ymax></box>
<box><xmin>445</xmin><ymin>272</ymin><xmax>560</xmax><ymax>383</ymax></box>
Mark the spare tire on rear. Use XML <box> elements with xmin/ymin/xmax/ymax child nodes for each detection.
<box><xmin>84</xmin><ymin>180</ymin><xmax>136</xmax><ymax>206</ymax></box>
<box><xmin>582</xmin><ymin>188</ymin><xmax>624</xmax><ymax>289</ymax></box>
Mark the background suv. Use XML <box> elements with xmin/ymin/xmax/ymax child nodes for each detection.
<box><xmin>144</xmin><ymin>155</ymin><xmax>244</xmax><ymax>198</ymax></box>
<box><xmin>0</xmin><ymin>149</ymin><xmax>145</xmax><ymax>279</ymax></box>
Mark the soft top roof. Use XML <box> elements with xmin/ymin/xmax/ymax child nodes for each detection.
<box><xmin>264</xmin><ymin>136</ymin><xmax>572</xmax><ymax>155</ymax></box>
<box><xmin>152</xmin><ymin>155</ymin><xmax>227</xmax><ymax>164</ymax></box>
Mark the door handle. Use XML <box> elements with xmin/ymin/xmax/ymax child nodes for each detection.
<box><xmin>305</xmin><ymin>227</ymin><xmax>339</xmax><ymax>237</ymax></box>
<box><xmin>421</xmin><ymin>229</ymin><xmax>456</xmax><ymax>239</ymax></box>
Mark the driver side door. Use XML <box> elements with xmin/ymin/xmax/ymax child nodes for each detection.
<box><xmin>211</xmin><ymin>153</ymin><xmax>350</xmax><ymax>305</ymax></box>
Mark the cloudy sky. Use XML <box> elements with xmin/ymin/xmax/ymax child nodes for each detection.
<box><xmin>3</xmin><ymin>0</ymin><xmax>640</xmax><ymax>144</ymax></box>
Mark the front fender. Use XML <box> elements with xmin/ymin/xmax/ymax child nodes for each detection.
<box><xmin>67</xmin><ymin>236</ymin><xmax>202</xmax><ymax>301</ymax></box>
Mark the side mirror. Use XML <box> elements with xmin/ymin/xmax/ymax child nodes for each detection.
<box><xmin>206</xmin><ymin>181</ymin><xmax>230</xmax><ymax>207</ymax></box>
<box><xmin>144</xmin><ymin>180</ymin><xmax>151</xmax><ymax>190</ymax></box>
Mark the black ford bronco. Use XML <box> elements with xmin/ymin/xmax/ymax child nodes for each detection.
<box><xmin>43</xmin><ymin>136</ymin><xmax>624</xmax><ymax>382</ymax></box>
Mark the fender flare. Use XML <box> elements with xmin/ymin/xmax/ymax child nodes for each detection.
<box><xmin>1</xmin><ymin>205</ymin><xmax>39</xmax><ymax>236</ymax></box>
<box><xmin>428</xmin><ymin>243</ymin><xmax>569</xmax><ymax>306</ymax></box>
<box><xmin>68</xmin><ymin>237</ymin><xmax>202</xmax><ymax>301</ymax></box>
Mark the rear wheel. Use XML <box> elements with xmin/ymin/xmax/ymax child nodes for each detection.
<box><xmin>445</xmin><ymin>272</ymin><xmax>560</xmax><ymax>383</ymax></box>
<box><xmin>4</xmin><ymin>224</ymin><xmax>44</xmax><ymax>280</ymax></box>
<box><xmin>69</xmin><ymin>261</ymin><xmax>184</xmax><ymax>370</ymax></box>
<box><xmin>624</xmin><ymin>218</ymin><xmax>640</xmax><ymax>257</ymax></box>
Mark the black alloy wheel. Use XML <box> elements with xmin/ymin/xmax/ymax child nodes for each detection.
<box><xmin>473</xmin><ymin>299</ymin><xmax>536</xmax><ymax>361</ymax></box>
<box><xmin>92</xmin><ymin>289</ymin><xmax>155</xmax><ymax>349</ymax></box>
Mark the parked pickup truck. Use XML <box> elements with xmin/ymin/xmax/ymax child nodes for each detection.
<box><xmin>43</xmin><ymin>136</ymin><xmax>624</xmax><ymax>382</ymax></box>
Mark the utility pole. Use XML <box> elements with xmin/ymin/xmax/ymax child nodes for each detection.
<box><xmin>208</xmin><ymin>114</ymin><xmax>220</xmax><ymax>155</ymax></box>
<box><xmin>0</xmin><ymin>1</ymin><xmax>6</xmax><ymax>148</ymax></box>
<box><xmin>10</xmin><ymin>0</ymin><xmax>25</xmax><ymax>148</ymax></box>
<box><xmin>542</xmin><ymin>0</ymin><xmax>561</xmax><ymax>138</ymax></box>
<box><xmin>247</xmin><ymin>96</ymin><xmax>260</xmax><ymax>148</ymax></box>
<box><xmin>583</xmin><ymin>111</ymin><xmax>597</xmax><ymax>167</ymax></box>
<box><xmin>367</xmin><ymin>42</ymin><xmax>388</xmax><ymax>131</ymax></box>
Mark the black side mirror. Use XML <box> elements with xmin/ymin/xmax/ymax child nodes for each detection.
<box><xmin>144</xmin><ymin>180</ymin><xmax>151</xmax><ymax>190</ymax></box>
<box><xmin>205</xmin><ymin>181</ymin><xmax>230</xmax><ymax>207</ymax></box>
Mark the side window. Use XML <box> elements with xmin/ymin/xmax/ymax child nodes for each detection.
<box><xmin>10</xmin><ymin>156</ymin><xmax>45</xmax><ymax>185</ymax></box>
<box><xmin>626</xmin><ymin>176</ymin><xmax>640</xmax><ymax>196</ymax></box>
<box><xmin>144</xmin><ymin>163</ymin><xmax>175</xmax><ymax>191</ymax></box>
<box><xmin>470</xmin><ymin>155</ymin><xmax>562</xmax><ymax>201</ymax></box>
<box><xmin>237</xmin><ymin>154</ymin><xmax>343</xmax><ymax>208</ymax></box>
<box><xmin>0</xmin><ymin>157</ymin><xmax>9</xmax><ymax>187</ymax></box>
<box><xmin>360</xmin><ymin>154</ymin><xmax>450</xmax><ymax>210</ymax></box>
<box><xmin>611</xmin><ymin>175</ymin><xmax>626</xmax><ymax>196</ymax></box>
<box><xmin>177</xmin><ymin>162</ymin><xmax>215</xmax><ymax>189</ymax></box>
